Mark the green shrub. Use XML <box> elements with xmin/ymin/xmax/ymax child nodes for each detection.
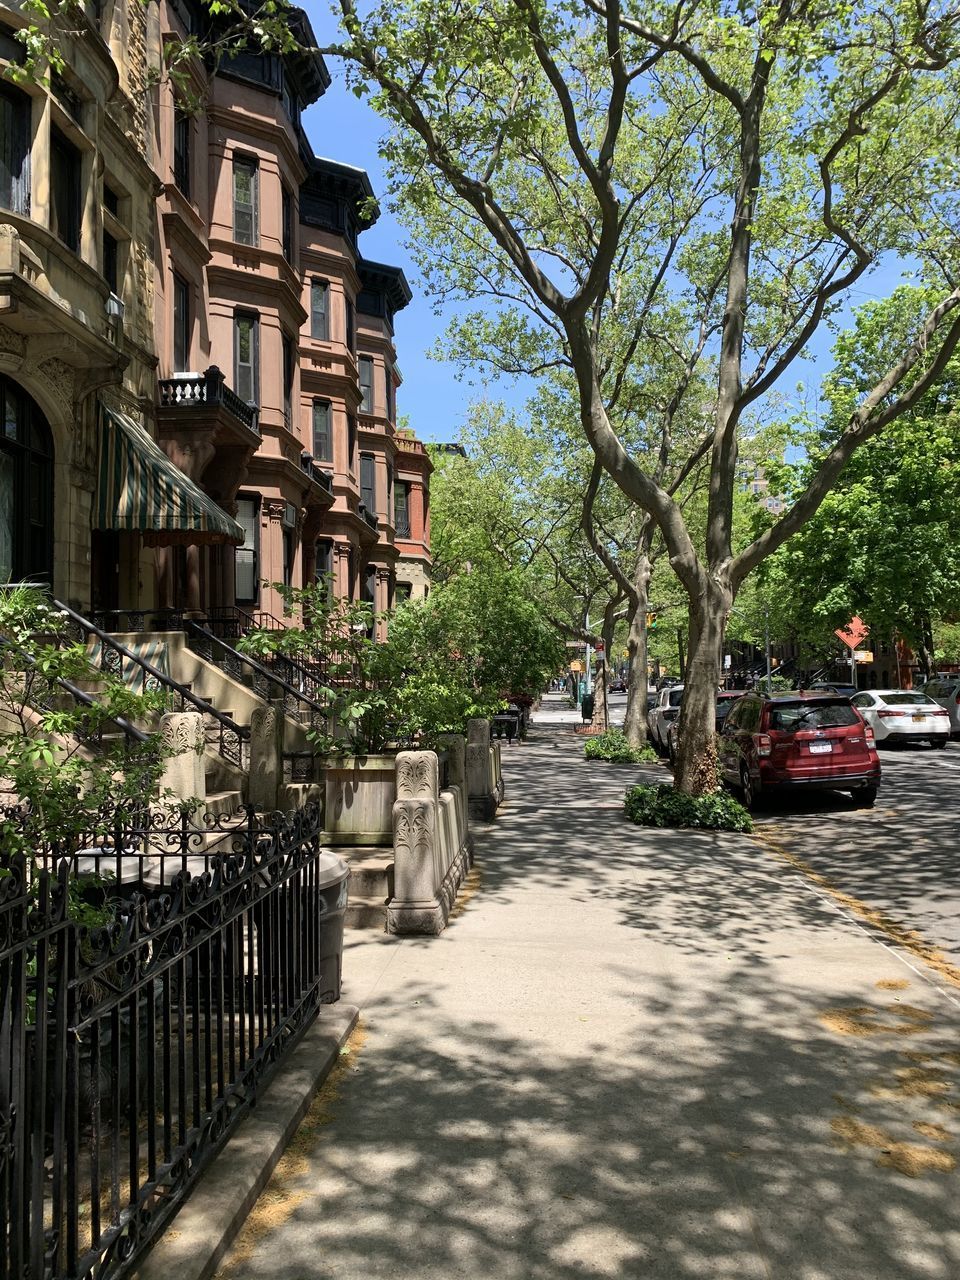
<box><xmin>623</xmin><ymin>783</ymin><xmax>753</xmax><ymax>832</ymax></box>
<box><xmin>584</xmin><ymin>728</ymin><xmax>658</xmax><ymax>765</ymax></box>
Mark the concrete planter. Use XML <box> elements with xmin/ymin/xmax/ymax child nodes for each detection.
<box><xmin>322</xmin><ymin>754</ymin><xmax>397</xmax><ymax>846</ymax></box>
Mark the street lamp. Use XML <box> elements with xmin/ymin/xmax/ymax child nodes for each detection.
<box><xmin>584</xmin><ymin>617</ymin><xmax>603</xmax><ymax>695</ymax></box>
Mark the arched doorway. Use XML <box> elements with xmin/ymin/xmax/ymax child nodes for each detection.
<box><xmin>0</xmin><ymin>374</ymin><xmax>54</xmax><ymax>585</ymax></box>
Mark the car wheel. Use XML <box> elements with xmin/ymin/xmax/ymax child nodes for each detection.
<box><xmin>932</xmin><ymin>737</ymin><xmax>948</xmax><ymax>750</ymax></box>
<box><xmin>853</xmin><ymin>785</ymin><xmax>878</xmax><ymax>808</ymax></box>
<box><xmin>739</xmin><ymin>764</ymin><xmax>755</xmax><ymax>810</ymax></box>
<box><xmin>667</xmin><ymin>736</ymin><xmax>677</xmax><ymax>767</ymax></box>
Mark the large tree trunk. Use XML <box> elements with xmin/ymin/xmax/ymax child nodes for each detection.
<box><xmin>623</xmin><ymin>551</ymin><xmax>652</xmax><ymax>747</ymax></box>
<box><xmin>673</xmin><ymin>579</ymin><xmax>731</xmax><ymax>795</ymax></box>
<box><xmin>915</xmin><ymin>612</ymin><xmax>935</xmax><ymax>682</ymax></box>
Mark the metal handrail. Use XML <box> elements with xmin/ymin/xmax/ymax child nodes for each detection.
<box><xmin>197</xmin><ymin>608</ymin><xmax>338</xmax><ymax>705</ymax></box>
<box><xmin>53</xmin><ymin>600</ymin><xmax>249</xmax><ymax>767</ymax></box>
<box><xmin>0</xmin><ymin>634</ymin><xmax>151</xmax><ymax>746</ymax></box>
<box><xmin>183</xmin><ymin>620</ymin><xmax>328</xmax><ymax>724</ymax></box>
<box><xmin>91</xmin><ymin>605</ymin><xmax>330</xmax><ymax>711</ymax></box>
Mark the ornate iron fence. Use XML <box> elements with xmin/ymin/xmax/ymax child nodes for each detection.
<box><xmin>0</xmin><ymin>801</ymin><xmax>332</xmax><ymax>1280</ymax></box>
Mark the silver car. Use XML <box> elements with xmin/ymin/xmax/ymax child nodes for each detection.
<box><xmin>646</xmin><ymin>684</ymin><xmax>684</xmax><ymax>756</ymax></box>
<box><xmin>922</xmin><ymin>676</ymin><xmax>960</xmax><ymax>736</ymax></box>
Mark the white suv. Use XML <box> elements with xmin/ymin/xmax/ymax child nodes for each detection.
<box><xmin>923</xmin><ymin>676</ymin><xmax>960</xmax><ymax>735</ymax></box>
<box><xmin>647</xmin><ymin>684</ymin><xmax>684</xmax><ymax>756</ymax></box>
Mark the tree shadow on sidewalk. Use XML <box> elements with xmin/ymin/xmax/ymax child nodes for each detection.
<box><xmin>221</xmin><ymin>961</ymin><xmax>960</xmax><ymax>1280</ymax></box>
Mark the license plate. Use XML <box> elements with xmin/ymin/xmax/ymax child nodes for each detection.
<box><xmin>912</xmin><ymin>714</ymin><xmax>926</xmax><ymax>722</ymax></box>
<box><xmin>809</xmin><ymin>741</ymin><xmax>832</xmax><ymax>754</ymax></box>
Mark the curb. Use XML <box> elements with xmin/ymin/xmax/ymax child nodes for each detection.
<box><xmin>133</xmin><ymin>1002</ymin><xmax>359</xmax><ymax>1280</ymax></box>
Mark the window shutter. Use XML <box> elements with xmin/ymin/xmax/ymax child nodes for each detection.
<box><xmin>311</xmin><ymin>280</ymin><xmax>328</xmax><ymax>340</ymax></box>
<box><xmin>312</xmin><ymin>401</ymin><xmax>331</xmax><ymax>461</ymax></box>
<box><xmin>360</xmin><ymin>453</ymin><xmax>376</xmax><ymax>511</ymax></box>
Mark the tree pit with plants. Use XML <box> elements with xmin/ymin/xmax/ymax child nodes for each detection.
<box><xmin>624</xmin><ymin>783</ymin><xmax>753</xmax><ymax>833</ymax></box>
<box><xmin>584</xmin><ymin>729</ymin><xmax>657</xmax><ymax>765</ymax></box>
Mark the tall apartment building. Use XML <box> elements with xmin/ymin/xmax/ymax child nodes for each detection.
<box><xmin>0</xmin><ymin>0</ymin><xmax>431</xmax><ymax>617</ymax></box>
<box><xmin>0</xmin><ymin>0</ymin><xmax>169</xmax><ymax>605</ymax></box>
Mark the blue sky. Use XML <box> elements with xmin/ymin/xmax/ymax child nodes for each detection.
<box><xmin>303</xmin><ymin>12</ymin><xmax>479</xmax><ymax>445</ymax></box>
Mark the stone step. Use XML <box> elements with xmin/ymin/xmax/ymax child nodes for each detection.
<box><xmin>205</xmin><ymin>790</ymin><xmax>245</xmax><ymax>819</ymax></box>
<box><xmin>341</xmin><ymin>846</ymin><xmax>393</xmax><ymax>931</ymax></box>
<box><xmin>342</xmin><ymin>846</ymin><xmax>394</xmax><ymax>899</ymax></box>
<box><xmin>345</xmin><ymin>893</ymin><xmax>388</xmax><ymax>931</ymax></box>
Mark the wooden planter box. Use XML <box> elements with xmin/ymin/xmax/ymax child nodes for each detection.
<box><xmin>322</xmin><ymin>754</ymin><xmax>397</xmax><ymax>846</ymax></box>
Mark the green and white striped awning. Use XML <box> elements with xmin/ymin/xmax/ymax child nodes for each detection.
<box><xmin>94</xmin><ymin>406</ymin><xmax>244</xmax><ymax>547</ymax></box>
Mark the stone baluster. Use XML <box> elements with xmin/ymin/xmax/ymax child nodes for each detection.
<box><xmin>466</xmin><ymin>718</ymin><xmax>502</xmax><ymax>821</ymax></box>
<box><xmin>159</xmin><ymin>711</ymin><xmax>206</xmax><ymax>809</ymax></box>
<box><xmin>437</xmin><ymin>732</ymin><xmax>471</xmax><ymax>863</ymax></box>
<box><xmin>248</xmin><ymin>701</ymin><xmax>283</xmax><ymax>813</ymax></box>
<box><xmin>388</xmin><ymin>750</ymin><xmax>443</xmax><ymax>935</ymax></box>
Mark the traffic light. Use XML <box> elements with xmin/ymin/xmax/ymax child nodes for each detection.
<box><xmin>646</xmin><ymin>612</ymin><xmax>658</xmax><ymax>629</ymax></box>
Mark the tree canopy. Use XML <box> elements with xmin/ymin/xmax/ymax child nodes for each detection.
<box><xmin>329</xmin><ymin>0</ymin><xmax>960</xmax><ymax>790</ymax></box>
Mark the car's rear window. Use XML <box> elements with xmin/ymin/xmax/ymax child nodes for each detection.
<box><xmin>883</xmin><ymin>693</ymin><xmax>936</xmax><ymax>706</ymax></box>
<box><xmin>669</xmin><ymin>690</ymin><xmax>683</xmax><ymax>707</ymax></box>
<box><xmin>768</xmin><ymin>701</ymin><xmax>859</xmax><ymax>732</ymax></box>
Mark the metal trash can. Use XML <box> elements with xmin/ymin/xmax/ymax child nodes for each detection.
<box><xmin>317</xmin><ymin>852</ymin><xmax>350</xmax><ymax>1003</ymax></box>
<box><xmin>580</xmin><ymin>693</ymin><xmax>595</xmax><ymax>722</ymax></box>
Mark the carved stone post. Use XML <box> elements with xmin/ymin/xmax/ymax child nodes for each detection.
<box><xmin>248</xmin><ymin>701</ymin><xmax>283</xmax><ymax>812</ymax></box>
<box><xmin>388</xmin><ymin>750</ymin><xmax>443</xmax><ymax>935</ymax></box>
<box><xmin>159</xmin><ymin>711</ymin><xmax>206</xmax><ymax>808</ymax></box>
<box><xmin>466</xmin><ymin>718</ymin><xmax>501</xmax><ymax>821</ymax></box>
<box><xmin>437</xmin><ymin>732</ymin><xmax>471</xmax><ymax>862</ymax></box>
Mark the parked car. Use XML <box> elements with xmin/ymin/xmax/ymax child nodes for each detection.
<box><xmin>666</xmin><ymin>690</ymin><xmax>743</xmax><ymax>765</ymax></box>
<box><xmin>851</xmin><ymin>689</ymin><xmax>950</xmax><ymax>747</ymax></box>
<box><xmin>922</xmin><ymin>675</ymin><xmax>960</xmax><ymax>736</ymax></box>
<box><xmin>608</xmin><ymin>679</ymin><xmax>627</xmax><ymax>693</ymax></box>
<box><xmin>718</xmin><ymin>692</ymin><xmax>881</xmax><ymax>809</ymax></box>
<box><xmin>807</xmin><ymin>681</ymin><xmax>858</xmax><ymax>696</ymax></box>
<box><xmin>647</xmin><ymin>684</ymin><xmax>684</xmax><ymax>755</ymax></box>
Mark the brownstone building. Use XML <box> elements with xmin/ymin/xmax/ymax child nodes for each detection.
<box><xmin>0</xmin><ymin>0</ymin><xmax>431</xmax><ymax>618</ymax></box>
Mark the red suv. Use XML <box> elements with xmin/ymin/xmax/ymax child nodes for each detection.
<box><xmin>719</xmin><ymin>692</ymin><xmax>881</xmax><ymax>809</ymax></box>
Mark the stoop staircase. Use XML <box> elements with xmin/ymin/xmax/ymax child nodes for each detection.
<box><xmin>340</xmin><ymin>846</ymin><xmax>394</xmax><ymax>928</ymax></box>
<box><xmin>42</xmin><ymin>602</ymin><xmax>404</xmax><ymax>927</ymax></box>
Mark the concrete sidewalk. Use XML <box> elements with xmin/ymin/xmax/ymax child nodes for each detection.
<box><xmin>216</xmin><ymin>695</ymin><xmax>960</xmax><ymax>1280</ymax></box>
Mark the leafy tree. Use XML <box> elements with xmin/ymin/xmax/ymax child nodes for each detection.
<box><xmin>328</xmin><ymin>0</ymin><xmax>960</xmax><ymax>793</ymax></box>
<box><xmin>755</xmin><ymin>288</ymin><xmax>960</xmax><ymax>679</ymax></box>
<box><xmin>0</xmin><ymin>585</ymin><xmax>167</xmax><ymax>861</ymax></box>
<box><xmin>239</xmin><ymin>571</ymin><xmax>564</xmax><ymax>748</ymax></box>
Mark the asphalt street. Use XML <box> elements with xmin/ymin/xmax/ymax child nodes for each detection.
<box><xmin>610</xmin><ymin>690</ymin><xmax>960</xmax><ymax>972</ymax></box>
<box><xmin>750</xmin><ymin>740</ymin><xmax>960</xmax><ymax>970</ymax></box>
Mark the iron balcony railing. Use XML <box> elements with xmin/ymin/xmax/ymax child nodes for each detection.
<box><xmin>358</xmin><ymin>503</ymin><xmax>379</xmax><ymax>532</ymax></box>
<box><xmin>158</xmin><ymin>366</ymin><xmax>260</xmax><ymax>436</ymax></box>
<box><xmin>54</xmin><ymin>601</ymin><xmax>250</xmax><ymax>770</ymax></box>
<box><xmin>0</xmin><ymin>800</ymin><xmax>332</xmax><ymax>1280</ymax></box>
<box><xmin>299</xmin><ymin>453</ymin><xmax>334</xmax><ymax>494</ymax></box>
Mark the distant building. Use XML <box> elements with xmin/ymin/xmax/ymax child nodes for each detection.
<box><xmin>737</xmin><ymin>439</ymin><xmax>785</xmax><ymax>516</ymax></box>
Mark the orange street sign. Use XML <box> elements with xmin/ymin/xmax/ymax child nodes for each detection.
<box><xmin>570</xmin><ymin>660</ymin><xmax>584</xmax><ymax>673</ymax></box>
<box><xmin>835</xmin><ymin>616</ymin><xmax>870</xmax><ymax>649</ymax></box>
